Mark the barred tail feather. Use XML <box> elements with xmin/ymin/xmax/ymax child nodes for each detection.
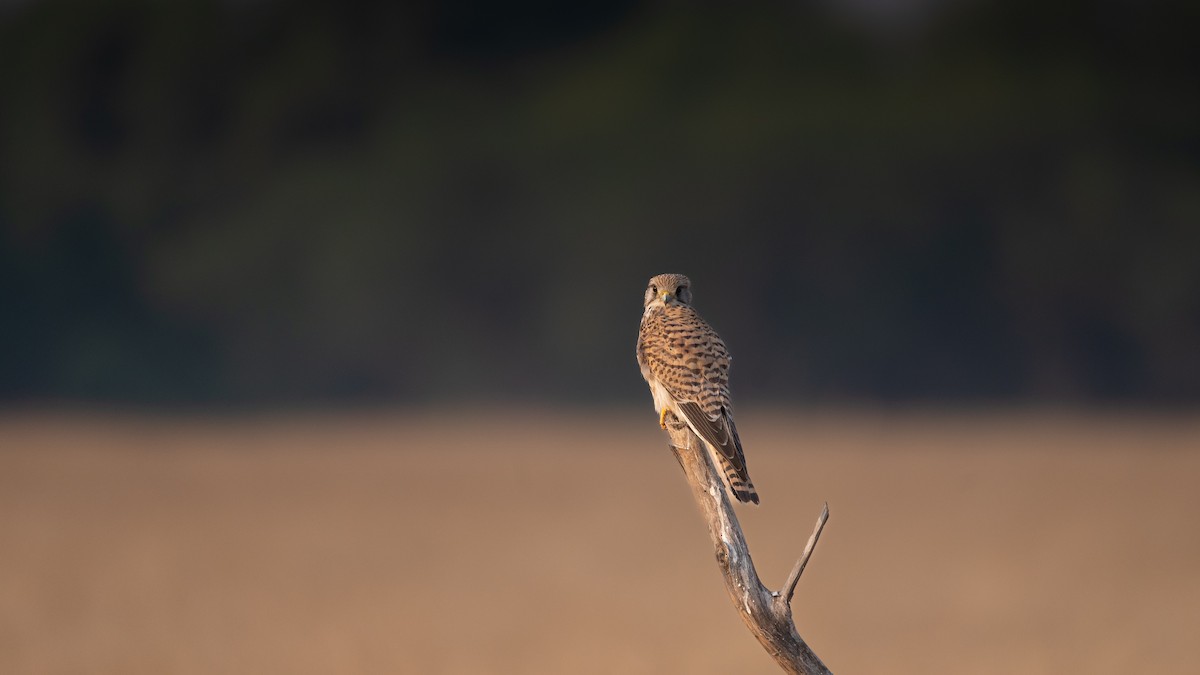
<box><xmin>717</xmin><ymin>451</ymin><xmax>760</xmax><ymax>505</ymax></box>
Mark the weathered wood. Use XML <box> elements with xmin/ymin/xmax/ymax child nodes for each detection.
<box><xmin>664</xmin><ymin>414</ymin><xmax>832</xmax><ymax>675</ymax></box>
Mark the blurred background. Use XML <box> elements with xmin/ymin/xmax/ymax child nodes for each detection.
<box><xmin>1</xmin><ymin>1</ymin><xmax>1199</xmax><ymax>673</ymax></box>
<box><xmin>2</xmin><ymin>0</ymin><xmax>1197</xmax><ymax>407</ymax></box>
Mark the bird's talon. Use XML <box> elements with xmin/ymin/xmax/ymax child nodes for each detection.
<box><xmin>659</xmin><ymin>408</ymin><xmax>670</xmax><ymax>429</ymax></box>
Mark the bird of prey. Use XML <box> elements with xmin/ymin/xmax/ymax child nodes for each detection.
<box><xmin>636</xmin><ymin>273</ymin><xmax>759</xmax><ymax>504</ymax></box>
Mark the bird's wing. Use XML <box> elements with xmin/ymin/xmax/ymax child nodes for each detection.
<box><xmin>675</xmin><ymin>401</ymin><xmax>750</xmax><ymax>483</ymax></box>
<box><xmin>641</xmin><ymin>306</ymin><xmax>751</xmax><ymax>483</ymax></box>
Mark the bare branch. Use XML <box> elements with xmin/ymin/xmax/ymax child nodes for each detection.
<box><xmin>781</xmin><ymin>502</ymin><xmax>830</xmax><ymax>606</ymax></box>
<box><xmin>663</xmin><ymin>414</ymin><xmax>832</xmax><ymax>675</ymax></box>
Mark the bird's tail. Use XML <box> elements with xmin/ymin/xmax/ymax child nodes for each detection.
<box><xmin>716</xmin><ymin>452</ymin><xmax>760</xmax><ymax>505</ymax></box>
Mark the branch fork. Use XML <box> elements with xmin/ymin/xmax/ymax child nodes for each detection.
<box><xmin>664</xmin><ymin>414</ymin><xmax>832</xmax><ymax>675</ymax></box>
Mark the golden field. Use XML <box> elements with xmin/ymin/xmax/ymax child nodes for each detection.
<box><xmin>1</xmin><ymin>409</ymin><xmax>1198</xmax><ymax>674</ymax></box>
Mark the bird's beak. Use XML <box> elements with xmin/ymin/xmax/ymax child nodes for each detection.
<box><xmin>659</xmin><ymin>291</ymin><xmax>672</xmax><ymax>303</ymax></box>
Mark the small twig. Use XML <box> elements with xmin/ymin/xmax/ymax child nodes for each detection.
<box><xmin>781</xmin><ymin>502</ymin><xmax>830</xmax><ymax>606</ymax></box>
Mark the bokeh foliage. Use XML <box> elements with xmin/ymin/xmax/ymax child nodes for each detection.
<box><xmin>1</xmin><ymin>0</ymin><xmax>1198</xmax><ymax>405</ymax></box>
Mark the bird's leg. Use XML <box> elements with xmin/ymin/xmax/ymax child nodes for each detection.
<box><xmin>659</xmin><ymin>407</ymin><xmax>671</xmax><ymax>430</ymax></box>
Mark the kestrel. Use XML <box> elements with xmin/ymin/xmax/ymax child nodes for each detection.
<box><xmin>637</xmin><ymin>273</ymin><xmax>759</xmax><ymax>505</ymax></box>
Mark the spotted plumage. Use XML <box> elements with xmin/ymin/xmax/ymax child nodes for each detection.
<box><xmin>636</xmin><ymin>273</ymin><xmax>759</xmax><ymax>504</ymax></box>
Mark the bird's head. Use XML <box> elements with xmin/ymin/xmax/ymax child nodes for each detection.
<box><xmin>644</xmin><ymin>273</ymin><xmax>692</xmax><ymax>309</ymax></box>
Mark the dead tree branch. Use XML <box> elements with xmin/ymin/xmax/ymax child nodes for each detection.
<box><xmin>664</xmin><ymin>415</ymin><xmax>832</xmax><ymax>675</ymax></box>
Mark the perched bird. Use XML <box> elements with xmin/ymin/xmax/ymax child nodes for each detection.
<box><xmin>636</xmin><ymin>273</ymin><xmax>759</xmax><ymax>504</ymax></box>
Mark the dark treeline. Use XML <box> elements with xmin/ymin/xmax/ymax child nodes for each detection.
<box><xmin>1</xmin><ymin>0</ymin><xmax>1198</xmax><ymax>406</ymax></box>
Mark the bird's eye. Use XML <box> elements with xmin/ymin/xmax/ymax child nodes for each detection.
<box><xmin>649</xmin><ymin>285</ymin><xmax>657</xmax><ymax>294</ymax></box>
<box><xmin>675</xmin><ymin>286</ymin><xmax>686</xmax><ymax>298</ymax></box>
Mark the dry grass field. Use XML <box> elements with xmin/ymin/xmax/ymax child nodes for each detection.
<box><xmin>1</xmin><ymin>409</ymin><xmax>1198</xmax><ymax>674</ymax></box>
